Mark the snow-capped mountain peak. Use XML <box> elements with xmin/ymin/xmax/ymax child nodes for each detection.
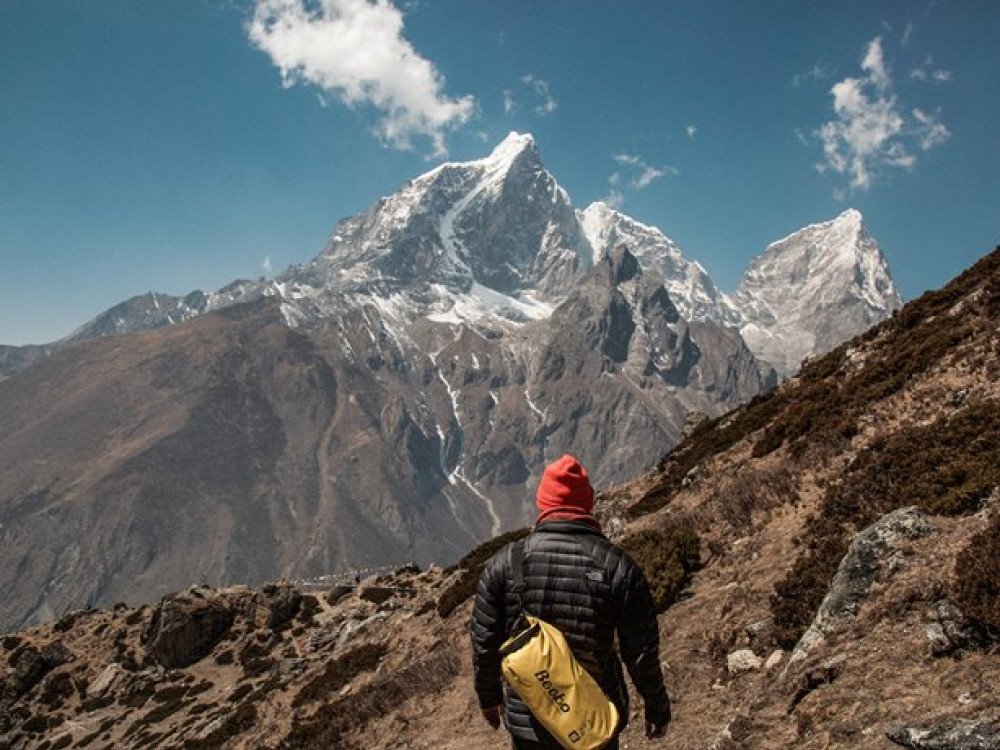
<box><xmin>578</xmin><ymin>201</ymin><xmax>738</xmax><ymax>325</ymax></box>
<box><xmin>13</xmin><ymin>136</ymin><xmax>900</xmax><ymax>390</ymax></box>
<box><xmin>483</xmin><ymin>130</ymin><xmax>537</xmax><ymax>165</ymax></box>
<box><xmin>733</xmin><ymin>208</ymin><xmax>902</xmax><ymax>376</ymax></box>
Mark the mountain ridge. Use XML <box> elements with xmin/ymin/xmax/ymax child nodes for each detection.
<box><xmin>0</xmin><ymin>133</ymin><xmax>898</xmax><ymax>633</ymax></box>
<box><xmin>3</xmin><ymin>133</ymin><xmax>897</xmax><ymax>382</ymax></box>
<box><xmin>1</xmin><ymin>245</ymin><xmax>996</xmax><ymax>750</ymax></box>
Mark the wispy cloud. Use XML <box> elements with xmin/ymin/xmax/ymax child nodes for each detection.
<box><xmin>813</xmin><ymin>36</ymin><xmax>950</xmax><ymax>192</ymax></box>
<box><xmin>262</xmin><ymin>255</ymin><xmax>273</xmax><ymax>273</ymax></box>
<box><xmin>911</xmin><ymin>54</ymin><xmax>952</xmax><ymax>82</ymax></box>
<box><xmin>686</xmin><ymin>124</ymin><xmax>698</xmax><ymax>140</ymax></box>
<box><xmin>913</xmin><ymin>108</ymin><xmax>950</xmax><ymax>150</ymax></box>
<box><xmin>901</xmin><ymin>21</ymin><xmax>914</xmax><ymax>49</ymax></box>
<box><xmin>502</xmin><ymin>89</ymin><xmax>516</xmax><ymax>115</ymax></box>
<box><xmin>613</xmin><ymin>153</ymin><xmax>674</xmax><ymax>189</ymax></box>
<box><xmin>247</xmin><ymin>0</ymin><xmax>475</xmax><ymax>157</ymax></box>
<box><xmin>792</xmin><ymin>62</ymin><xmax>830</xmax><ymax>88</ymax></box>
<box><xmin>602</xmin><ymin>152</ymin><xmax>675</xmax><ymax>208</ymax></box>
<box><xmin>521</xmin><ymin>74</ymin><xmax>558</xmax><ymax>116</ymax></box>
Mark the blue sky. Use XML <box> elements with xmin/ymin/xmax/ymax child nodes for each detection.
<box><xmin>2</xmin><ymin>0</ymin><xmax>998</xmax><ymax>345</ymax></box>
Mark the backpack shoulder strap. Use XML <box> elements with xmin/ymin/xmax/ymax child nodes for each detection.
<box><xmin>508</xmin><ymin>538</ymin><xmax>527</xmax><ymax>612</ymax></box>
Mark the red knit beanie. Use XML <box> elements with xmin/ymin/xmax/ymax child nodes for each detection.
<box><xmin>536</xmin><ymin>454</ymin><xmax>594</xmax><ymax>517</ymax></box>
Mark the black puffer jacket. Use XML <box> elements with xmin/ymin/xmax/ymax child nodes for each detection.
<box><xmin>470</xmin><ymin>519</ymin><xmax>670</xmax><ymax>744</ymax></box>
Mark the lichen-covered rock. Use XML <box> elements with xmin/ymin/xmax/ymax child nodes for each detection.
<box><xmin>925</xmin><ymin>599</ymin><xmax>985</xmax><ymax>656</ymax></box>
<box><xmin>726</xmin><ymin>649</ymin><xmax>763</xmax><ymax>674</ymax></box>
<box><xmin>887</xmin><ymin>718</ymin><xmax>1000</xmax><ymax>749</ymax></box>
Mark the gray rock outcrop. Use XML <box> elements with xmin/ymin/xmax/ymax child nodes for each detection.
<box><xmin>786</xmin><ymin>507</ymin><xmax>932</xmax><ymax>669</ymax></box>
<box><xmin>887</xmin><ymin>718</ymin><xmax>1000</xmax><ymax>749</ymax></box>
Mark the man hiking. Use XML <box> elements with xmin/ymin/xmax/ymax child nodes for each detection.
<box><xmin>471</xmin><ymin>454</ymin><xmax>671</xmax><ymax>748</ymax></box>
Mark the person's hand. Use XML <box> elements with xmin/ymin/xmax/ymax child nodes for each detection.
<box><xmin>645</xmin><ymin>718</ymin><xmax>668</xmax><ymax>738</ymax></box>
<box><xmin>481</xmin><ymin>705</ymin><xmax>502</xmax><ymax>730</ymax></box>
<box><xmin>644</xmin><ymin>705</ymin><xmax>669</xmax><ymax>738</ymax></box>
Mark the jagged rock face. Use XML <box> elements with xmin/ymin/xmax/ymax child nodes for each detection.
<box><xmin>0</xmin><ymin>344</ymin><xmax>54</xmax><ymax>381</ymax></box>
<box><xmin>733</xmin><ymin>209</ymin><xmax>902</xmax><ymax>377</ymax></box>
<box><xmin>290</xmin><ymin>132</ymin><xmax>589</xmax><ymax>318</ymax></box>
<box><xmin>143</xmin><ymin>590</ymin><xmax>236</xmax><ymax>669</ymax></box>
<box><xmin>579</xmin><ymin>201</ymin><xmax>739</xmax><ymax>325</ymax></box>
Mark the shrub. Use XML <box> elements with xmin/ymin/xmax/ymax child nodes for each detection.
<box><xmin>770</xmin><ymin>400</ymin><xmax>1000</xmax><ymax>647</ymax></box>
<box><xmin>183</xmin><ymin>702</ymin><xmax>257</xmax><ymax>749</ymax></box>
<box><xmin>629</xmin><ymin>389</ymin><xmax>790</xmax><ymax>518</ymax></box>
<box><xmin>436</xmin><ymin>528</ymin><xmax>530</xmax><ymax>618</ymax></box>
<box><xmin>952</xmin><ymin>509</ymin><xmax>1000</xmax><ymax>636</ymax></box>
<box><xmin>620</xmin><ymin>525</ymin><xmax>701</xmax><ymax>613</ymax></box>
<box><xmin>292</xmin><ymin>642</ymin><xmax>387</xmax><ymax>707</ymax></box>
<box><xmin>280</xmin><ymin>649</ymin><xmax>461</xmax><ymax>749</ymax></box>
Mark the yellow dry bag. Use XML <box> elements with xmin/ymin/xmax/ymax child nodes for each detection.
<box><xmin>498</xmin><ymin>541</ymin><xmax>619</xmax><ymax>750</ymax></box>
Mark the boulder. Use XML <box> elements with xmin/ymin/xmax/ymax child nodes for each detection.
<box><xmin>727</xmin><ymin>649</ymin><xmax>763</xmax><ymax>674</ymax></box>
<box><xmin>787</xmin><ymin>507</ymin><xmax>932</xmax><ymax>670</ymax></box>
<box><xmin>358</xmin><ymin>586</ymin><xmax>395</xmax><ymax>605</ymax></box>
<box><xmin>7</xmin><ymin>641</ymin><xmax>72</xmax><ymax>698</ymax></box>
<box><xmin>925</xmin><ymin>599</ymin><xmax>985</xmax><ymax>656</ymax></box>
<box><xmin>143</xmin><ymin>588</ymin><xmax>235</xmax><ymax>668</ymax></box>
<box><xmin>87</xmin><ymin>664</ymin><xmax>123</xmax><ymax>699</ymax></box>
<box><xmin>327</xmin><ymin>585</ymin><xmax>353</xmax><ymax>606</ymax></box>
<box><xmin>887</xmin><ymin>718</ymin><xmax>1000</xmax><ymax>749</ymax></box>
<box><xmin>257</xmin><ymin>582</ymin><xmax>303</xmax><ymax>629</ymax></box>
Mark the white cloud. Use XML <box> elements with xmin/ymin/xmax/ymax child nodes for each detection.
<box><xmin>813</xmin><ymin>36</ymin><xmax>949</xmax><ymax>192</ymax></box>
<box><xmin>861</xmin><ymin>36</ymin><xmax>890</xmax><ymax>91</ymax></box>
<box><xmin>503</xmin><ymin>89</ymin><xmax>516</xmax><ymax>115</ymax></box>
<box><xmin>262</xmin><ymin>255</ymin><xmax>273</xmax><ymax>273</ymax></box>
<box><xmin>248</xmin><ymin>0</ymin><xmax>475</xmax><ymax>157</ymax></box>
<box><xmin>603</xmin><ymin>152</ymin><xmax>675</xmax><ymax>208</ymax></box>
<box><xmin>911</xmin><ymin>55</ymin><xmax>951</xmax><ymax>83</ymax></box>
<box><xmin>913</xmin><ymin>108</ymin><xmax>951</xmax><ymax>150</ymax></box>
<box><xmin>686</xmin><ymin>124</ymin><xmax>698</xmax><ymax>140</ymax></box>
<box><xmin>635</xmin><ymin>165</ymin><xmax>665</xmax><ymax>189</ymax></box>
<box><xmin>602</xmin><ymin>188</ymin><xmax>625</xmax><ymax>210</ymax></box>
<box><xmin>521</xmin><ymin>74</ymin><xmax>557</xmax><ymax>116</ymax></box>
<box><xmin>901</xmin><ymin>21</ymin><xmax>914</xmax><ymax>49</ymax></box>
<box><xmin>613</xmin><ymin>153</ymin><xmax>673</xmax><ymax>189</ymax></box>
<box><xmin>792</xmin><ymin>62</ymin><xmax>830</xmax><ymax>88</ymax></box>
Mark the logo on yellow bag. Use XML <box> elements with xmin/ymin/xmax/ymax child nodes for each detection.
<box><xmin>535</xmin><ymin>670</ymin><xmax>571</xmax><ymax>712</ymax></box>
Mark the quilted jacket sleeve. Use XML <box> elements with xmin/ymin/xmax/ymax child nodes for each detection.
<box><xmin>614</xmin><ymin>551</ymin><xmax>671</xmax><ymax>725</ymax></box>
<box><xmin>470</xmin><ymin>547</ymin><xmax>507</xmax><ymax>709</ymax></box>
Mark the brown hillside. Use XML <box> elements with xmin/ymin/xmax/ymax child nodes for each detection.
<box><xmin>2</xmin><ymin>247</ymin><xmax>999</xmax><ymax>749</ymax></box>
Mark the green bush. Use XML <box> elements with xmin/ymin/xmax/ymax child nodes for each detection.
<box><xmin>952</xmin><ymin>510</ymin><xmax>1000</xmax><ymax>636</ymax></box>
<box><xmin>770</xmin><ymin>400</ymin><xmax>1000</xmax><ymax>647</ymax></box>
<box><xmin>436</xmin><ymin>528</ymin><xmax>530</xmax><ymax>619</ymax></box>
<box><xmin>620</xmin><ymin>525</ymin><xmax>701</xmax><ymax>613</ymax></box>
